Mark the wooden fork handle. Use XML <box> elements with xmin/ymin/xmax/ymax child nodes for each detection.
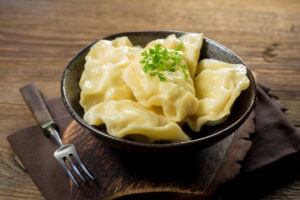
<box><xmin>20</xmin><ymin>83</ymin><xmax>57</xmax><ymax>137</ymax></box>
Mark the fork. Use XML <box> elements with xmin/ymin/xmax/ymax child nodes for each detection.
<box><xmin>20</xmin><ymin>84</ymin><xmax>95</xmax><ymax>187</ymax></box>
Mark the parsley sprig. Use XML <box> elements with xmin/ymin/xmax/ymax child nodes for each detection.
<box><xmin>140</xmin><ymin>42</ymin><xmax>189</xmax><ymax>82</ymax></box>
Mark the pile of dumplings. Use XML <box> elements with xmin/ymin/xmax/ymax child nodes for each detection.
<box><xmin>79</xmin><ymin>33</ymin><xmax>250</xmax><ymax>143</ymax></box>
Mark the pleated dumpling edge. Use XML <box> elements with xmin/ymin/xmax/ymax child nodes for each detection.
<box><xmin>186</xmin><ymin>59</ymin><xmax>250</xmax><ymax>132</ymax></box>
<box><xmin>84</xmin><ymin>100</ymin><xmax>191</xmax><ymax>143</ymax></box>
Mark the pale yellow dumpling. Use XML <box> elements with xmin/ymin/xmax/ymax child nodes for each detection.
<box><xmin>123</xmin><ymin>34</ymin><xmax>200</xmax><ymax>122</ymax></box>
<box><xmin>145</xmin><ymin>33</ymin><xmax>203</xmax><ymax>77</ymax></box>
<box><xmin>84</xmin><ymin>100</ymin><xmax>191</xmax><ymax>143</ymax></box>
<box><xmin>186</xmin><ymin>59</ymin><xmax>250</xmax><ymax>132</ymax></box>
<box><xmin>79</xmin><ymin>37</ymin><xmax>141</xmax><ymax>111</ymax></box>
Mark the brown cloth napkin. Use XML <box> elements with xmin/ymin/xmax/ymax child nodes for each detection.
<box><xmin>242</xmin><ymin>84</ymin><xmax>300</xmax><ymax>172</ymax></box>
<box><xmin>7</xmin><ymin>84</ymin><xmax>300</xmax><ymax>200</ymax></box>
<box><xmin>7</xmin><ymin>98</ymin><xmax>72</xmax><ymax>200</ymax></box>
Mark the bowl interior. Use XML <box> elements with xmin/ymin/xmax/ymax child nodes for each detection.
<box><xmin>61</xmin><ymin>31</ymin><xmax>256</xmax><ymax>152</ymax></box>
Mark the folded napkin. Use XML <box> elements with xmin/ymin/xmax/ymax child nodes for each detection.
<box><xmin>7</xmin><ymin>84</ymin><xmax>300</xmax><ymax>200</ymax></box>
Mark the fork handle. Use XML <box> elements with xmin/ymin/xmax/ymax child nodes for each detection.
<box><xmin>20</xmin><ymin>84</ymin><xmax>58</xmax><ymax>138</ymax></box>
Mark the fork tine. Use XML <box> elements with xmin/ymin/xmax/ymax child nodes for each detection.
<box><xmin>55</xmin><ymin>156</ymin><xmax>79</xmax><ymax>188</ymax></box>
<box><xmin>71</xmin><ymin>150</ymin><xmax>95</xmax><ymax>180</ymax></box>
<box><xmin>66</xmin><ymin>155</ymin><xmax>86</xmax><ymax>183</ymax></box>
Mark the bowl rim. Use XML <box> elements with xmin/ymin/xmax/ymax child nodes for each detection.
<box><xmin>61</xmin><ymin>30</ymin><xmax>256</xmax><ymax>150</ymax></box>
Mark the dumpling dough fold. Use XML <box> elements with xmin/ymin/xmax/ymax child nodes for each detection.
<box><xmin>187</xmin><ymin>59</ymin><xmax>250</xmax><ymax>132</ymax></box>
<box><xmin>179</xmin><ymin>33</ymin><xmax>203</xmax><ymax>77</ymax></box>
<box><xmin>79</xmin><ymin>37</ymin><xmax>141</xmax><ymax>112</ymax></box>
<box><xmin>84</xmin><ymin>100</ymin><xmax>191</xmax><ymax>143</ymax></box>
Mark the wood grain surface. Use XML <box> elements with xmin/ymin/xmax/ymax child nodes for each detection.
<box><xmin>0</xmin><ymin>0</ymin><xmax>299</xmax><ymax>199</ymax></box>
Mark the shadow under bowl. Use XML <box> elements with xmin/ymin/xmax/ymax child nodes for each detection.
<box><xmin>61</xmin><ymin>30</ymin><xmax>256</xmax><ymax>153</ymax></box>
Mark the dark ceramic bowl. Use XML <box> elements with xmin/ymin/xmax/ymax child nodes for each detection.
<box><xmin>61</xmin><ymin>30</ymin><xmax>256</xmax><ymax>152</ymax></box>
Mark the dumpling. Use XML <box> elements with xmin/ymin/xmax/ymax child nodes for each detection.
<box><xmin>186</xmin><ymin>59</ymin><xmax>250</xmax><ymax>132</ymax></box>
<box><xmin>79</xmin><ymin>37</ymin><xmax>141</xmax><ymax>111</ymax></box>
<box><xmin>84</xmin><ymin>100</ymin><xmax>190</xmax><ymax>143</ymax></box>
<box><xmin>123</xmin><ymin>34</ymin><xmax>199</xmax><ymax>122</ymax></box>
<box><xmin>178</xmin><ymin>33</ymin><xmax>203</xmax><ymax>77</ymax></box>
<box><xmin>145</xmin><ymin>33</ymin><xmax>203</xmax><ymax>77</ymax></box>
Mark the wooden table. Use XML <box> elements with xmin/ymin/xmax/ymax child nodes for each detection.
<box><xmin>0</xmin><ymin>0</ymin><xmax>299</xmax><ymax>199</ymax></box>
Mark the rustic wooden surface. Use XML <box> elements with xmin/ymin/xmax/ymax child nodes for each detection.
<box><xmin>0</xmin><ymin>0</ymin><xmax>299</xmax><ymax>199</ymax></box>
<box><xmin>62</xmin><ymin>113</ymin><xmax>254</xmax><ymax>200</ymax></box>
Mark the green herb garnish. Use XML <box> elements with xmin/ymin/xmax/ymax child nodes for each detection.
<box><xmin>140</xmin><ymin>42</ymin><xmax>189</xmax><ymax>82</ymax></box>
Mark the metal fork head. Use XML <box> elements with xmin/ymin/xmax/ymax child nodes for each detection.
<box><xmin>54</xmin><ymin>144</ymin><xmax>95</xmax><ymax>187</ymax></box>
